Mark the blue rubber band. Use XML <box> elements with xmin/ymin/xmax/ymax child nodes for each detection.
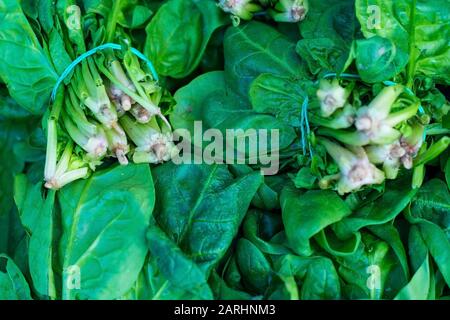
<box><xmin>50</xmin><ymin>43</ymin><xmax>159</xmax><ymax>102</ymax></box>
<box><xmin>300</xmin><ymin>96</ymin><xmax>313</xmax><ymax>157</ymax></box>
<box><xmin>323</xmin><ymin>73</ymin><xmax>361</xmax><ymax>80</ymax></box>
<box><xmin>300</xmin><ymin>98</ymin><xmax>307</xmax><ymax>155</ymax></box>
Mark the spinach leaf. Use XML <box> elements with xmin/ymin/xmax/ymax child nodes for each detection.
<box><xmin>368</xmin><ymin>223</ymin><xmax>410</xmax><ymax>280</ymax></box>
<box><xmin>172</xmin><ymin>71</ymin><xmax>297</xmax><ymax>156</ymax></box>
<box><xmin>336</xmin><ymin>233</ymin><xmax>395</xmax><ymax>299</ymax></box>
<box><xmin>273</xmin><ymin>254</ymin><xmax>341</xmax><ymax>300</ymax></box>
<box><xmin>315</xmin><ymin>229</ymin><xmax>361</xmax><ymax>257</ymax></box>
<box><xmin>235</xmin><ymin>238</ymin><xmax>272</xmax><ymax>295</ymax></box>
<box><xmin>224</xmin><ymin>21</ymin><xmax>307</xmax><ymax>100</ymax></box>
<box><xmin>0</xmin><ymin>0</ymin><xmax>58</xmax><ymax>113</ymax></box>
<box><xmin>355</xmin><ymin>35</ymin><xmax>409</xmax><ymax>83</ymax></box>
<box><xmin>394</xmin><ymin>255</ymin><xmax>431</xmax><ymax>300</ymax></box>
<box><xmin>0</xmin><ymin>254</ymin><xmax>32</xmax><ymax>300</ymax></box>
<box><xmin>14</xmin><ymin>174</ymin><xmax>57</xmax><ymax>298</ymax></box>
<box><xmin>83</xmin><ymin>0</ymin><xmax>153</xmax><ymax>29</ymax></box>
<box><xmin>333</xmin><ymin>179</ymin><xmax>418</xmax><ymax>239</ymax></box>
<box><xmin>446</xmin><ymin>158</ymin><xmax>450</xmax><ymax>188</ymax></box>
<box><xmin>0</xmin><ymin>205</ymin><xmax>28</xmax><ymax>280</ymax></box>
<box><xmin>406</xmin><ymin>179</ymin><xmax>450</xmax><ymax>287</ymax></box>
<box><xmin>145</xmin><ymin>0</ymin><xmax>228</xmax><ymax>78</ymax></box>
<box><xmin>410</xmin><ymin>179</ymin><xmax>450</xmax><ymax>227</ymax></box>
<box><xmin>58</xmin><ymin>164</ymin><xmax>155</xmax><ymax>299</ymax></box>
<box><xmin>152</xmin><ymin>162</ymin><xmax>263</xmax><ymax>274</ymax></box>
<box><xmin>242</xmin><ymin>210</ymin><xmax>290</xmax><ymax>255</ymax></box>
<box><xmin>209</xmin><ymin>271</ymin><xmax>254</xmax><ymax>300</ymax></box>
<box><xmin>249</xmin><ymin>73</ymin><xmax>311</xmax><ymax>127</ymax></box>
<box><xmin>297</xmin><ymin>0</ymin><xmax>358</xmax><ymax>75</ymax></box>
<box><xmin>172</xmin><ymin>71</ymin><xmax>235</xmax><ymax>132</ymax></box>
<box><xmin>0</xmin><ymin>95</ymin><xmax>40</xmax><ymax>217</ymax></box>
<box><xmin>301</xmin><ymin>257</ymin><xmax>341</xmax><ymax>300</ymax></box>
<box><xmin>229</xmin><ymin>165</ymin><xmax>279</xmax><ymax>210</ymax></box>
<box><xmin>355</xmin><ymin>0</ymin><xmax>450</xmax><ymax>84</ymax></box>
<box><xmin>281</xmin><ymin>187</ymin><xmax>351</xmax><ymax>256</ymax></box>
<box><xmin>146</xmin><ymin>224</ymin><xmax>213</xmax><ymax>300</ymax></box>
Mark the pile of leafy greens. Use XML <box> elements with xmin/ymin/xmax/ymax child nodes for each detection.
<box><xmin>0</xmin><ymin>0</ymin><xmax>449</xmax><ymax>300</ymax></box>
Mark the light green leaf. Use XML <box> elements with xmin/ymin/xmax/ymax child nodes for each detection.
<box><xmin>395</xmin><ymin>255</ymin><xmax>430</xmax><ymax>300</ymax></box>
<box><xmin>58</xmin><ymin>164</ymin><xmax>155</xmax><ymax>300</ymax></box>
<box><xmin>0</xmin><ymin>0</ymin><xmax>58</xmax><ymax>113</ymax></box>
<box><xmin>145</xmin><ymin>0</ymin><xmax>228</xmax><ymax>78</ymax></box>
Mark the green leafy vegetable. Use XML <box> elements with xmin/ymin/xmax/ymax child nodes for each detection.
<box><xmin>0</xmin><ymin>0</ymin><xmax>448</xmax><ymax>302</ymax></box>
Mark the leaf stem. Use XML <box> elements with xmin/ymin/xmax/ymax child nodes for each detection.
<box><xmin>406</xmin><ymin>0</ymin><xmax>417</xmax><ymax>89</ymax></box>
<box><xmin>106</xmin><ymin>0</ymin><xmax>122</xmax><ymax>43</ymax></box>
<box><xmin>414</xmin><ymin>136</ymin><xmax>450</xmax><ymax>166</ymax></box>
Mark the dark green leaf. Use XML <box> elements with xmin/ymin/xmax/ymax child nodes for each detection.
<box><xmin>224</xmin><ymin>21</ymin><xmax>307</xmax><ymax>100</ymax></box>
<box><xmin>153</xmin><ymin>163</ymin><xmax>262</xmax><ymax>274</ymax></box>
<box><xmin>0</xmin><ymin>254</ymin><xmax>32</xmax><ymax>300</ymax></box>
<box><xmin>281</xmin><ymin>187</ymin><xmax>351</xmax><ymax>256</ymax></box>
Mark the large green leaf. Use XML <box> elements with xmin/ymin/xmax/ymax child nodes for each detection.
<box><xmin>410</xmin><ymin>179</ymin><xmax>450</xmax><ymax>227</ymax></box>
<box><xmin>172</xmin><ymin>71</ymin><xmax>297</xmax><ymax>159</ymax></box>
<box><xmin>224</xmin><ymin>21</ymin><xmax>307</xmax><ymax>100</ymax></box>
<box><xmin>297</xmin><ymin>0</ymin><xmax>357</xmax><ymax>75</ymax></box>
<box><xmin>0</xmin><ymin>101</ymin><xmax>38</xmax><ymax>217</ymax></box>
<box><xmin>209</xmin><ymin>271</ymin><xmax>254</xmax><ymax>300</ymax></box>
<box><xmin>446</xmin><ymin>158</ymin><xmax>450</xmax><ymax>188</ymax></box>
<box><xmin>14</xmin><ymin>174</ymin><xmax>56</xmax><ymax>298</ymax></box>
<box><xmin>406</xmin><ymin>180</ymin><xmax>450</xmax><ymax>287</ymax></box>
<box><xmin>249</xmin><ymin>74</ymin><xmax>311</xmax><ymax>127</ymax></box>
<box><xmin>58</xmin><ymin>164</ymin><xmax>155</xmax><ymax>300</ymax></box>
<box><xmin>355</xmin><ymin>35</ymin><xmax>409</xmax><ymax>83</ymax></box>
<box><xmin>242</xmin><ymin>210</ymin><xmax>290</xmax><ymax>255</ymax></box>
<box><xmin>281</xmin><ymin>187</ymin><xmax>351</xmax><ymax>256</ymax></box>
<box><xmin>273</xmin><ymin>254</ymin><xmax>341</xmax><ymax>300</ymax></box>
<box><xmin>315</xmin><ymin>229</ymin><xmax>361</xmax><ymax>257</ymax></box>
<box><xmin>301</xmin><ymin>257</ymin><xmax>341</xmax><ymax>300</ymax></box>
<box><xmin>368</xmin><ymin>223</ymin><xmax>410</xmax><ymax>280</ymax></box>
<box><xmin>0</xmin><ymin>0</ymin><xmax>58</xmax><ymax>113</ymax></box>
<box><xmin>334</xmin><ymin>180</ymin><xmax>417</xmax><ymax>238</ymax></box>
<box><xmin>355</xmin><ymin>0</ymin><xmax>450</xmax><ymax>84</ymax></box>
<box><xmin>172</xmin><ymin>71</ymin><xmax>234</xmax><ymax>132</ymax></box>
<box><xmin>235</xmin><ymin>238</ymin><xmax>272</xmax><ymax>295</ymax></box>
<box><xmin>336</xmin><ymin>234</ymin><xmax>395</xmax><ymax>299</ymax></box>
<box><xmin>145</xmin><ymin>225</ymin><xmax>213</xmax><ymax>300</ymax></box>
<box><xmin>153</xmin><ymin>162</ymin><xmax>263</xmax><ymax>274</ymax></box>
<box><xmin>83</xmin><ymin>0</ymin><xmax>153</xmax><ymax>29</ymax></box>
<box><xmin>145</xmin><ymin>0</ymin><xmax>227</xmax><ymax>78</ymax></box>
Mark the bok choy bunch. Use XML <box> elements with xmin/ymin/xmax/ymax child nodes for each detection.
<box><xmin>308</xmin><ymin>80</ymin><xmax>439</xmax><ymax>195</ymax></box>
<box><xmin>44</xmin><ymin>51</ymin><xmax>177</xmax><ymax>190</ymax></box>
<box><xmin>218</xmin><ymin>0</ymin><xmax>309</xmax><ymax>24</ymax></box>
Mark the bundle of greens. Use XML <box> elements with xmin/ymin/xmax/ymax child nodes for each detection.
<box><xmin>0</xmin><ymin>0</ymin><xmax>449</xmax><ymax>302</ymax></box>
<box><xmin>309</xmin><ymin>81</ymin><xmax>426</xmax><ymax>194</ymax></box>
<box><xmin>40</xmin><ymin>6</ymin><xmax>178</xmax><ymax>190</ymax></box>
<box><xmin>218</xmin><ymin>0</ymin><xmax>308</xmax><ymax>24</ymax></box>
<box><xmin>43</xmin><ymin>51</ymin><xmax>178</xmax><ymax>190</ymax></box>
